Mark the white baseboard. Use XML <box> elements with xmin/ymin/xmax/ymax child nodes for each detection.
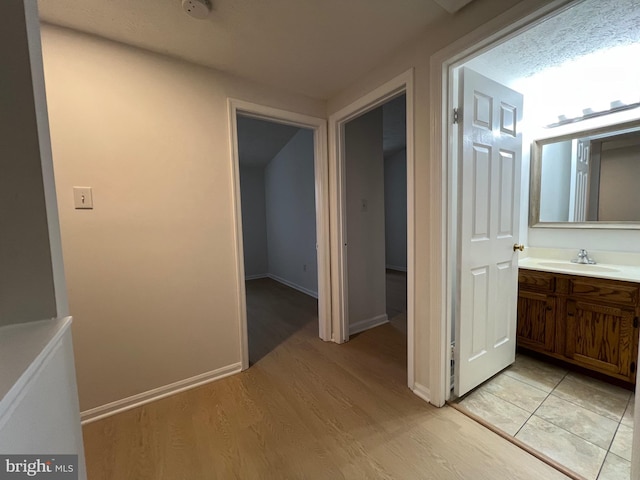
<box><xmin>385</xmin><ymin>265</ymin><xmax>407</xmax><ymax>272</ymax></box>
<box><xmin>245</xmin><ymin>274</ymin><xmax>268</xmax><ymax>280</ymax></box>
<box><xmin>80</xmin><ymin>362</ymin><xmax>242</xmax><ymax>425</ymax></box>
<box><xmin>349</xmin><ymin>314</ymin><xmax>389</xmax><ymax>335</ymax></box>
<box><xmin>412</xmin><ymin>382</ymin><xmax>431</xmax><ymax>403</ymax></box>
<box><xmin>268</xmin><ymin>273</ymin><xmax>318</xmax><ymax>299</ymax></box>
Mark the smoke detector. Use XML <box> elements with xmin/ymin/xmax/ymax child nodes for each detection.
<box><xmin>182</xmin><ymin>0</ymin><xmax>210</xmax><ymax>19</ymax></box>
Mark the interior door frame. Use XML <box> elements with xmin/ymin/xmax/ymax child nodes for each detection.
<box><xmin>228</xmin><ymin>99</ymin><xmax>331</xmax><ymax>369</ymax></box>
<box><xmin>428</xmin><ymin>0</ymin><xmax>578</xmax><ymax>406</ymax></box>
<box><xmin>328</xmin><ymin>69</ymin><xmax>416</xmax><ymax>390</ymax></box>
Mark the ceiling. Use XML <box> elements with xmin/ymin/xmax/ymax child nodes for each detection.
<box><xmin>237</xmin><ymin>116</ymin><xmax>301</xmax><ymax>167</ymax></box>
<box><xmin>466</xmin><ymin>0</ymin><xmax>640</xmax><ymax>126</ymax></box>
<box><xmin>37</xmin><ymin>0</ymin><xmax>450</xmax><ymax>100</ymax></box>
<box><xmin>238</xmin><ymin>94</ymin><xmax>406</xmax><ymax>169</ymax></box>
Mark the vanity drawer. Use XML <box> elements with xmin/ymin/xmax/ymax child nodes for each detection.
<box><xmin>519</xmin><ymin>270</ymin><xmax>555</xmax><ymax>293</ymax></box>
<box><xmin>568</xmin><ymin>277</ymin><xmax>640</xmax><ymax>307</ymax></box>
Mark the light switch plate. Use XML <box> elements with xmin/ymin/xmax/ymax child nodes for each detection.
<box><xmin>73</xmin><ymin>187</ymin><xmax>93</xmax><ymax>209</ymax></box>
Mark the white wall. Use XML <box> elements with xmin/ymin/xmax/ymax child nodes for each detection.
<box><xmin>539</xmin><ymin>140</ymin><xmax>572</xmax><ymax>222</ymax></box>
<box><xmin>41</xmin><ymin>24</ymin><xmax>325</xmax><ymax>412</ymax></box>
<box><xmin>240</xmin><ymin>166</ymin><xmax>268</xmax><ymax>278</ymax></box>
<box><xmin>345</xmin><ymin>108</ymin><xmax>387</xmax><ymax>331</ymax></box>
<box><xmin>384</xmin><ymin>149</ymin><xmax>407</xmax><ymax>271</ymax></box>
<box><xmin>265</xmin><ymin>129</ymin><xmax>318</xmax><ymax>296</ymax></box>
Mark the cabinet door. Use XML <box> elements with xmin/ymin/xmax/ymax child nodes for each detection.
<box><xmin>566</xmin><ymin>299</ymin><xmax>635</xmax><ymax>381</ymax></box>
<box><xmin>517</xmin><ymin>290</ymin><xmax>555</xmax><ymax>352</ymax></box>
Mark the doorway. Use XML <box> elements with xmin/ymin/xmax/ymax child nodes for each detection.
<box><xmin>435</xmin><ymin>0</ymin><xmax>640</xmax><ymax>479</ymax></box>
<box><xmin>228</xmin><ymin>100</ymin><xmax>330</xmax><ymax>369</ymax></box>
<box><xmin>342</xmin><ymin>95</ymin><xmax>408</xmax><ymax>339</ymax></box>
<box><xmin>329</xmin><ymin>70</ymin><xmax>415</xmax><ymax>389</ymax></box>
<box><xmin>237</xmin><ymin>116</ymin><xmax>317</xmax><ymax>364</ymax></box>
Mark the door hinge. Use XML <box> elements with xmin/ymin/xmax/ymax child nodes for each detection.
<box><xmin>634</xmin><ymin>317</ymin><xmax>639</xmax><ymax>328</ymax></box>
<box><xmin>453</xmin><ymin>108</ymin><xmax>461</xmax><ymax>124</ymax></box>
<box><xmin>631</xmin><ymin>361</ymin><xmax>636</xmax><ymax>374</ymax></box>
<box><xmin>450</xmin><ymin>343</ymin><xmax>456</xmax><ymax>369</ymax></box>
<box><xmin>450</xmin><ymin>343</ymin><xmax>456</xmax><ymax>390</ymax></box>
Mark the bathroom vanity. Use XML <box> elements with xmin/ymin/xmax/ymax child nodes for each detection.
<box><xmin>517</xmin><ymin>118</ymin><xmax>640</xmax><ymax>386</ymax></box>
<box><xmin>517</xmin><ymin>260</ymin><xmax>640</xmax><ymax>385</ymax></box>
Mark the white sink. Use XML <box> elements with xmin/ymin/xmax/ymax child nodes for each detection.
<box><xmin>537</xmin><ymin>261</ymin><xmax>620</xmax><ymax>273</ymax></box>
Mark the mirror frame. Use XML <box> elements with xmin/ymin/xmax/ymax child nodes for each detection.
<box><xmin>529</xmin><ymin>118</ymin><xmax>640</xmax><ymax>229</ymax></box>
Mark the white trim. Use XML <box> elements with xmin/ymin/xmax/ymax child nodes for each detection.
<box><xmin>328</xmin><ymin>68</ymin><xmax>416</xmax><ymax>391</ymax></box>
<box><xmin>268</xmin><ymin>273</ymin><xmax>318</xmax><ymax>299</ymax></box>
<box><xmin>245</xmin><ymin>274</ymin><xmax>269</xmax><ymax>281</ymax></box>
<box><xmin>349</xmin><ymin>314</ymin><xmax>389</xmax><ymax>336</ymax></box>
<box><xmin>0</xmin><ymin>317</ymin><xmax>72</xmax><ymax>431</ymax></box>
<box><xmin>412</xmin><ymin>382</ymin><xmax>431</xmax><ymax>403</ymax></box>
<box><xmin>428</xmin><ymin>0</ymin><xmax>578</xmax><ymax>407</ymax></box>
<box><xmin>80</xmin><ymin>362</ymin><xmax>242</xmax><ymax>425</ymax></box>
<box><xmin>228</xmin><ymin>99</ymin><xmax>331</xmax><ymax>371</ymax></box>
<box><xmin>385</xmin><ymin>265</ymin><xmax>407</xmax><ymax>273</ymax></box>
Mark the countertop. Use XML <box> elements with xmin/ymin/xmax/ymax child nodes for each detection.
<box><xmin>519</xmin><ymin>248</ymin><xmax>640</xmax><ymax>283</ymax></box>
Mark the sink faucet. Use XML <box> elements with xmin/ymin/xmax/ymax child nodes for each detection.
<box><xmin>572</xmin><ymin>249</ymin><xmax>596</xmax><ymax>264</ymax></box>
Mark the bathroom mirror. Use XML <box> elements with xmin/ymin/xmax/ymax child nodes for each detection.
<box><xmin>529</xmin><ymin>120</ymin><xmax>640</xmax><ymax>228</ymax></box>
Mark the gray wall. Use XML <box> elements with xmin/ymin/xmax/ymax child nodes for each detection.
<box><xmin>384</xmin><ymin>148</ymin><xmax>407</xmax><ymax>271</ymax></box>
<box><xmin>265</xmin><ymin>129</ymin><xmax>318</xmax><ymax>296</ymax></box>
<box><xmin>0</xmin><ymin>0</ymin><xmax>62</xmax><ymax>326</ymax></box>
<box><xmin>598</xmin><ymin>142</ymin><xmax>640</xmax><ymax>221</ymax></box>
<box><xmin>345</xmin><ymin>108</ymin><xmax>386</xmax><ymax>331</ymax></box>
<box><xmin>240</xmin><ymin>166</ymin><xmax>268</xmax><ymax>278</ymax></box>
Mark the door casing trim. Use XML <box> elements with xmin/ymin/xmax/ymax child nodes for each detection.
<box><xmin>228</xmin><ymin>99</ymin><xmax>331</xmax><ymax>369</ymax></box>
<box><xmin>428</xmin><ymin>0</ymin><xmax>578</xmax><ymax>406</ymax></box>
<box><xmin>328</xmin><ymin>69</ymin><xmax>416</xmax><ymax>390</ymax></box>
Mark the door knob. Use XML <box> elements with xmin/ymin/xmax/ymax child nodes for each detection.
<box><xmin>513</xmin><ymin>243</ymin><xmax>525</xmax><ymax>252</ymax></box>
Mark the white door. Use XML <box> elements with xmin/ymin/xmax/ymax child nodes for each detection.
<box><xmin>455</xmin><ymin>67</ymin><xmax>524</xmax><ymax>397</ymax></box>
<box><xmin>568</xmin><ymin>138</ymin><xmax>590</xmax><ymax>221</ymax></box>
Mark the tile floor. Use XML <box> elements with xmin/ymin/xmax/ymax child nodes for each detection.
<box><xmin>458</xmin><ymin>354</ymin><xmax>635</xmax><ymax>480</ymax></box>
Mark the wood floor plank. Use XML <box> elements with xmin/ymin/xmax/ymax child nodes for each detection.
<box><xmin>82</xmin><ymin>278</ymin><xmax>569</xmax><ymax>479</ymax></box>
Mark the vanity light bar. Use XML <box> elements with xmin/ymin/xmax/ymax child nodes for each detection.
<box><xmin>545</xmin><ymin>101</ymin><xmax>640</xmax><ymax>128</ymax></box>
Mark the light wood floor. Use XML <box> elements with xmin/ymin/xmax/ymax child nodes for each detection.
<box><xmin>82</xmin><ymin>278</ymin><xmax>568</xmax><ymax>479</ymax></box>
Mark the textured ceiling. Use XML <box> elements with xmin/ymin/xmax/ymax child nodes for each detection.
<box><xmin>237</xmin><ymin>116</ymin><xmax>301</xmax><ymax>168</ymax></box>
<box><xmin>468</xmin><ymin>0</ymin><xmax>640</xmax><ymax>86</ymax></box>
<box><xmin>466</xmin><ymin>0</ymin><xmax>640</xmax><ymax>125</ymax></box>
<box><xmin>37</xmin><ymin>0</ymin><xmax>448</xmax><ymax>100</ymax></box>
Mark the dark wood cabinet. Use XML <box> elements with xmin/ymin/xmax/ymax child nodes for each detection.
<box><xmin>517</xmin><ymin>291</ymin><xmax>555</xmax><ymax>352</ymax></box>
<box><xmin>517</xmin><ymin>269</ymin><xmax>639</xmax><ymax>384</ymax></box>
